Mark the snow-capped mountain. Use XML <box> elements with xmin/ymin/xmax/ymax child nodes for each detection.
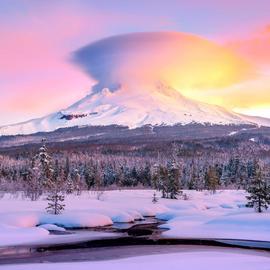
<box><xmin>1</xmin><ymin>81</ymin><xmax>270</xmax><ymax>136</ymax></box>
<box><xmin>1</xmin><ymin>32</ymin><xmax>270</xmax><ymax>136</ymax></box>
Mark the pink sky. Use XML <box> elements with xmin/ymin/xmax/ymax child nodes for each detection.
<box><xmin>1</xmin><ymin>0</ymin><xmax>270</xmax><ymax>125</ymax></box>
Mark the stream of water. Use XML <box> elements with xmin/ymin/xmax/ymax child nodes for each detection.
<box><xmin>0</xmin><ymin>217</ymin><xmax>270</xmax><ymax>265</ymax></box>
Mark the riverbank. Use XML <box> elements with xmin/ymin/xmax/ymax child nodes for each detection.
<box><xmin>1</xmin><ymin>215</ymin><xmax>270</xmax><ymax>265</ymax></box>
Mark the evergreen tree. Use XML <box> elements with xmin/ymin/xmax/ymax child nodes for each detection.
<box><xmin>28</xmin><ymin>139</ymin><xmax>54</xmax><ymax>200</ymax></box>
<box><xmin>103</xmin><ymin>165</ymin><xmax>116</xmax><ymax>186</ymax></box>
<box><xmin>198</xmin><ymin>169</ymin><xmax>205</xmax><ymax>191</ymax></box>
<box><xmin>64</xmin><ymin>157</ymin><xmax>70</xmax><ymax>179</ymax></box>
<box><xmin>84</xmin><ymin>165</ymin><xmax>95</xmax><ymax>190</ymax></box>
<box><xmin>159</xmin><ymin>165</ymin><xmax>169</xmax><ymax>198</ymax></box>
<box><xmin>247</xmin><ymin>160</ymin><xmax>257</xmax><ymax>179</ymax></box>
<box><xmin>66</xmin><ymin>174</ymin><xmax>74</xmax><ymax>194</ymax></box>
<box><xmin>52</xmin><ymin>159</ymin><xmax>60</xmax><ymax>183</ymax></box>
<box><xmin>167</xmin><ymin>160</ymin><xmax>181</xmax><ymax>199</ymax></box>
<box><xmin>205</xmin><ymin>166</ymin><xmax>219</xmax><ymax>194</ymax></box>
<box><xmin>139</xmin><ymin>164</ymin><xmax>152</xmax><ymax>187</ymax></box>
<box><xmin>246</xmin><ymin>161</ymin><xmax>270</xmax><ymax>213</ymax></box>
<box><xmin>117</xmin><ymin>166</ymin><xmax>125</xmax><ymax>190</ymax></box>
<box><xmin>130</xmin><ymin>167</ymin><xmax>139</xmax><ymax>186</ymax></box>
<box><xmin>151</xmin><ymin>164</ymin><xmax>160</xmax><ymax>190</ymax></box>
<box><xmin>152</xmin><ymin>192</ymin><xmax>158</xmax><ymax>204</ymax></box>
<box><xmin>220</xmin><ymin>164</ymin><xmax>231</xmax><ymax>187</ymax></box>
<box><xmin>23</xmin><ymin>161</ymin><xmax>39</xmax><ymax>201</ymax></box>
<box><xmin>237</xmin><ymin>163</ymin><xmax>248</xmax><ymax>189</ymax></box>
<box><xmin>46</xmin><ymin>192</ymin><xmax>65</xmax><ymax>215</ymax></box>
<box><xmin>36</xmin><ymin>139</ymin><xmax>54</xmax><ymax>190</ymax></box>
<box><xmin>188</xmin><ymin>162</ymin><xmax>198</xmax><ymax>190</ymax></box>
<box><xmin>44</xmin><ymin>144</ymin><xmax>65</xmax><ymax>215</ymax></box>
<box><xmin>94</xmin><ymin>165</ymin><xmax>103</xmax><ymax>189</ymax></box>
<box><xmin>73</xmin><ymin>169</ymin><xmax>81</xmax><ymax>195</ymax></box>
<box><xmin>93</xmin><ymin>164</ymin><xmax>104</xmax><ymax>199</ymax></box>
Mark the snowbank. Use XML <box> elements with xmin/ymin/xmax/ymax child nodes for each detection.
<box><xmin>0</xmin><ymin>224</ymin><xmax>49</xmax><ymax>246</ymax></box>
<box><xmin>159</xmin><ymin>190</ymin><xmax>270</xmax><ymax>241</ymax></box>
<box><xmin>39</xmin><ymin>212</ymin><xmax>113</xmax><ymax>228</ymax></box>
<box><xmin>38</xmin><ymin>224</ymin><xmax>66</xmax><ymax>232</ymax></box>
<box><xmin>0</xmin><ymin>190</ymin><xmax>165</xmax><ymax>246</ymax></box>
<box><xmin>0</xmin><ymin>190</ymin><xmax>270</xmax><ymax>246</ymax></box>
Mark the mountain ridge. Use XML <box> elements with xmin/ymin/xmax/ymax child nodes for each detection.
<box><xmin>1</xmin><ymin>81</ymin><xmax>270</xmax><ymax>136</ymax></box>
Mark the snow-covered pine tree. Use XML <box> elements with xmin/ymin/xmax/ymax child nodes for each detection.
<box><xmin>151</xmin><ymin>163</ymin><xmax>160</xmax><ymax>190</ymax></box>
<box><xmin>93</xmin><ymin>164</ymin><xmax>104</xmax><ymax>200</ymax></box>
<box><xmin>158</xmin><ymin>165</ymin><xmax>169</xmax><ymax>198</ymax></box>
<box><xmin>66</xmin><ymin>174</ymin><xmax>74</xmax><ymax>194</ymax></box>
<box><xmin>83</xmin><ymin>165</ymin><xmax>95</xmax><ymax>190</ymax></box>
<box><xmin>52</xmin><ymin>159</ymin><xmax>61</xmax><ymax>185</ymax></box>
<box><xmin>130</xmin><ymin>167</ymin><xmax>138</xmax><ymax>186</ymax></box>
<box><xmin>36</xmin><ymin>138</ymin><xmax>54</xmax><ymax>191</ymax></box>
<box><xmin>64</xmin><ymin>157</ymin><xmax>70</xmax><ymax>179</ymax></box>
<box><xmin>73</xmin><ymin>169</ymin><xmax>81</xmax><ymax>195</ymax></box>
<box><xmin>246</xmin><ymin>161</ymin><xmax>270</xmax><ymax>213</ymax></box>
<box><xmin>220</xmin><ymin>164</ymin><xmax>231</xmax><ymax>188</ymax></box>
<box><xmin>167</xmin><ymin>160</ymin><xmax>181</xmax><ymax>199</ymax></box>
<box><xmin>103</xmin><ymin>164</ymin><xmax>116</xmax><ymax>186</ymax></box>
<box><xmin>197</xmin><ymin>166</ymin><xmax>206</xmax><ymax>191</ymax></box>
<box><xmin>46</xmin><ymin>164</ymin><xmax>65</xmax><ymax>215</ymax></box>
<box><xmin>117</xmin><ymin>166</ymin><xmax>125</xmax><ymax>190</ymax></box>
<box><xmin>188</xmin><ymin>161</ymin><xmax>198</xmax><ymax>190</ymax></box>
<box><xmin>22</xmin><ymin>159</ymin><xmax>40</xmax><ymax>201</ymax></box>
<box><xmin>237</xmin><ymin>163</ymin><xmax>249</xmax><ymax>190</ymax></box>
<box><xmin>27</xmin><ymin>139</ymin><xmax>54</xmax><ymax>200</ymax></box>
<box><xmin>152</xmin><ymin>192</ymin><xmax>158</xmax><ymax>204</ymax></box>
<box><xmin>36</xmin><ymin>141</ymin><xmax>66</xmax><ymax>215</ymax></box>
<box><xmin>24</xmin><ymin>158</ymin><xmax>39</xmax><ymax>200</ymax></box>
<box><xmin>46</xmin><ymin>192</ymin><xmax>65</xmax><ymax>215</ymax></box>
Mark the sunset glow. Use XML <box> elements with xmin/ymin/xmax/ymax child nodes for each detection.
<box><xmin>0</xmin><ymin>0</ymin><xmax>270</xmax><ymax>125</ymax></box>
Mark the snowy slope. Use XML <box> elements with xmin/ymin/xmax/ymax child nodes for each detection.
<box><xmin>0</xmin><ymin>82</ymin><xmax>270</xmax><ymax>136</ymax></box>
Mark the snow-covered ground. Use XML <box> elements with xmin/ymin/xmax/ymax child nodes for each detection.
<box><xmin>0</xmin><ymin>190</ymin><xmax>270</xmax><ymax>247</ymax></box>
<box><xmin>1</xmin><ymin>251</ymin><xmax>270</xmax><ymax>270</ymax></box>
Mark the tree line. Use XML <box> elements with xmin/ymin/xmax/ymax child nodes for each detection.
<box><xmin>0</xmin><ymin>140</ymin><xmax>270</xmax><ymax>213</ymax></box>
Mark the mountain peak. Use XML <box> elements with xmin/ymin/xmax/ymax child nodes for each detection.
<box><xmin>1</xmin><ymin>81</ymin><xmax>269</xmax><ymax>136</ymax></box>
<box><xmin>0</xmin><ymin>32</ymin><xmax>269</xmax><ymax>135</ymax></box>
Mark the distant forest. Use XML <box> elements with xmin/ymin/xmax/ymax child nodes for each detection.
<box><xmin>1</xmin><ymin>124</ymin><xmax>270</xmax><ymax>196</ymax></box>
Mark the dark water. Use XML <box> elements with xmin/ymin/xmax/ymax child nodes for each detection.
<box><xmin>1</xmin><ymin>245</ymin><xmax>270</xmax><ymax>265</ymax></box>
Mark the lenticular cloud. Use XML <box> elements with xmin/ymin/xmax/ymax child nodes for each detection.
<box><xmin>73</xmin><ymin>32</ymin><xmax>253</xmax><ymax>93</ymax></box>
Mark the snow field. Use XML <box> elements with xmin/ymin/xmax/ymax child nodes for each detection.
<box><xmin>0</xmin><ymin>190</ymin><xmax>270</xmax><ymax>246</ymax></box>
